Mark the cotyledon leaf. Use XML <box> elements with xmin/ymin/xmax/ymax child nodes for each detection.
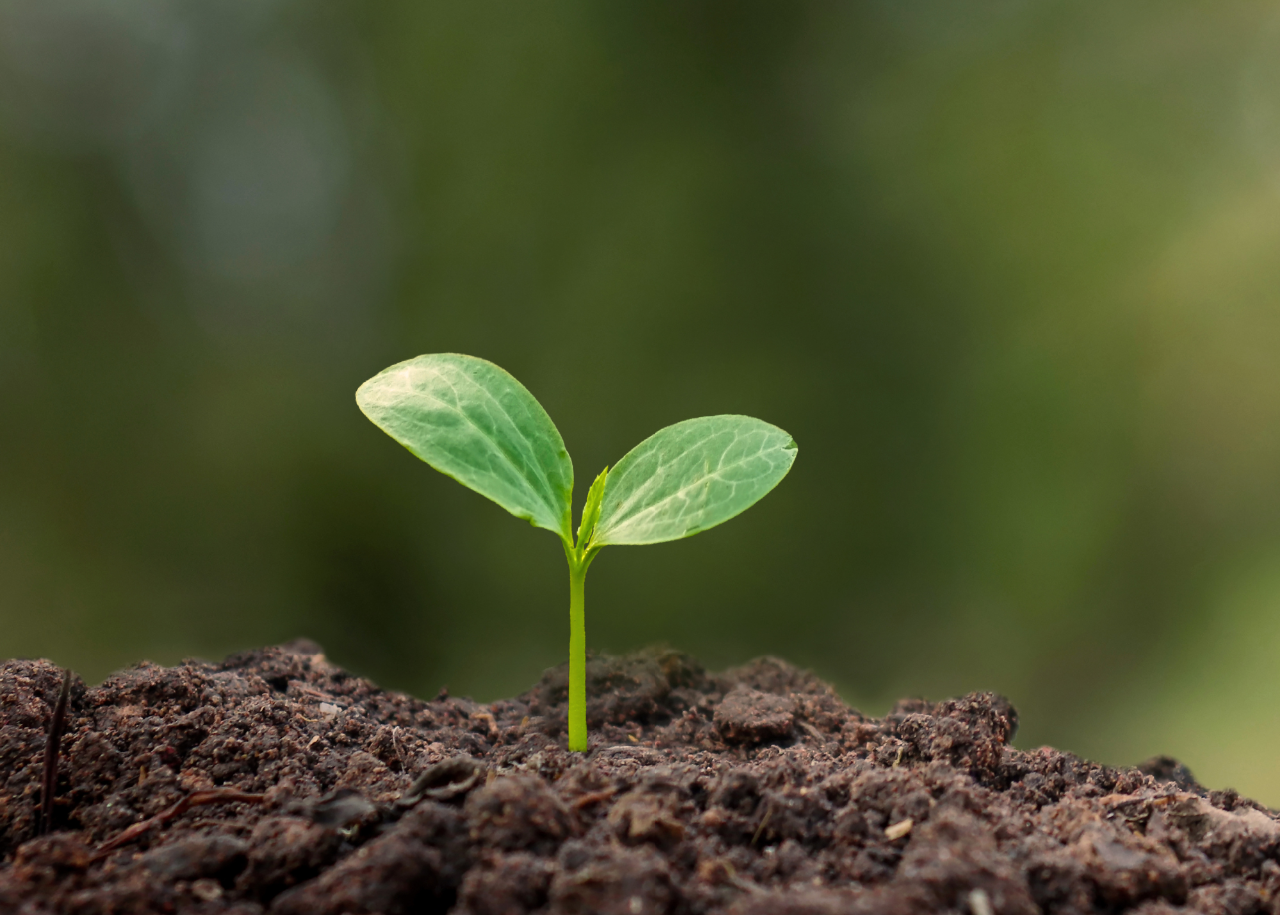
<box><xmin>592</xmin><ymin>415</ymin><xmax>797</xmax><ymax>546</ymax></box>
<box><xmin>356</xmin><ymin>354</ymin><xmax>574</xmax><ymax>540</ymax></box>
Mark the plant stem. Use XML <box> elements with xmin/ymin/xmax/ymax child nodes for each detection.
<box><xmin>567</xmin><ymin>556</ymin><xmax>588</xmax><ymax>751</ymax></box>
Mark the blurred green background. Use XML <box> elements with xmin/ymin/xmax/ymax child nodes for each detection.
<box><xmin>4</xmin><ymin>0</ymin><xmax>1280</xmax><ymax>802</ymax></box>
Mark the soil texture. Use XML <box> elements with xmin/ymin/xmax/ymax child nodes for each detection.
<box><xmin>2</xmin><ymin>641</ymin><xmax>1278</xmax><ymax>915</ymax></box>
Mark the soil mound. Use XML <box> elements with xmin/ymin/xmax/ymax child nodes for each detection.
<box><xmin>2</xmin><ymin>643</ymin><xmax>1277</xmax><ymax>914</ymax></box>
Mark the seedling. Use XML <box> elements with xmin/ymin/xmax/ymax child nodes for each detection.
<box><xmin>356</xmin><ymin>354</ymin><xmax>797</xmax><ymax>751</ymax></box>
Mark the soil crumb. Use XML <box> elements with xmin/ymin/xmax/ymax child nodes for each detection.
<box><xmin>2</xmin><ymin>644</ymin><xmax>1276</xmax><ymax>914</ymax></box>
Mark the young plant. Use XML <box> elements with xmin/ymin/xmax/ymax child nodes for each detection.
<box><xmin>356</xmin><ymin>353</ymin><xmax>797</xmax><ymax>751</ymax></box>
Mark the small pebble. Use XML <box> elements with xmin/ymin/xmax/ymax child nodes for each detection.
<box><xmin>191</xmin><ymin>879</ymin><xmax>223</xmax><ymax>902</ymax></box>
<box><xmin>968</xmin><ymin>888</ymin><xmax>993</xmax><ymax>915</ymax></box>
<box><xmin>885</xmin><ymin>818</ymin><xmax>914</xmax><ymax>841</ymax></box>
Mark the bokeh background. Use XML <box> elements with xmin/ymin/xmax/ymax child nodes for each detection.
<box><xmin>4</xmin><ymin>0</ymin><xmax>1280</xmax><ymax>802</ymax></box>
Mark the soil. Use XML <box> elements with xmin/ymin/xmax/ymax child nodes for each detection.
<box><xmin>2</xmin><ymin>642</ymin><xmax>1278</xmax><ymax>915</ymax></box>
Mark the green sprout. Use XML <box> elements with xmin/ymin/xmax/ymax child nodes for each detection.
<box><xmin>356</xmin><ymin>353</ymin><xmax>797</xmax><ymax>751</ymax></box>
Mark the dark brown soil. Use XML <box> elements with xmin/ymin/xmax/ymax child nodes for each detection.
<box><xmin>3</xmin><ymin>642</ymin><xmax>1278</xmax><ymax>915</ymax></box>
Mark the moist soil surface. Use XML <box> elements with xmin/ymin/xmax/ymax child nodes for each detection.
<box><xmin>2</xmin><ymin>643</ymin><xmax>1278</xmax><ymax>915</ymax></box>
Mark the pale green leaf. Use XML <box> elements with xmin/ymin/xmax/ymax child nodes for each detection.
<box><xmin>592</xmin><ymin>415</ymin><xmax>796</xmax><ymax>546</ymax></box>
<box><xmin>576</xmin><ymin>466</ymin><xmax>608</xmax><ymax>548</ymax></box>
<box><xmin>356</xmin><ymin>354</ymin><xmax>573</xmax><ymax>539</ymax></box>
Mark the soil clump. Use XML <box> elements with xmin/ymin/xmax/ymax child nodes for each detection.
<box><xmin>2</xmin><ymin>642</ymin><xmax>1277</xmax><ymax>914</ymax></box>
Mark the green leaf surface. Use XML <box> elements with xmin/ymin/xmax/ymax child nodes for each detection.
<box><xmin>576</xmin><ymin>466</ymin><xmax>608</xmax><ymax>550</ymax></box>
<box><xmin>356</xmin><ymin>354</ymin><xmax>574</xmax><ymax>539</ymax></box>
<box><xmin>593</xmin><ymin>415</ymin><xmax>796</xmax><ymax>546</ymax></box>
